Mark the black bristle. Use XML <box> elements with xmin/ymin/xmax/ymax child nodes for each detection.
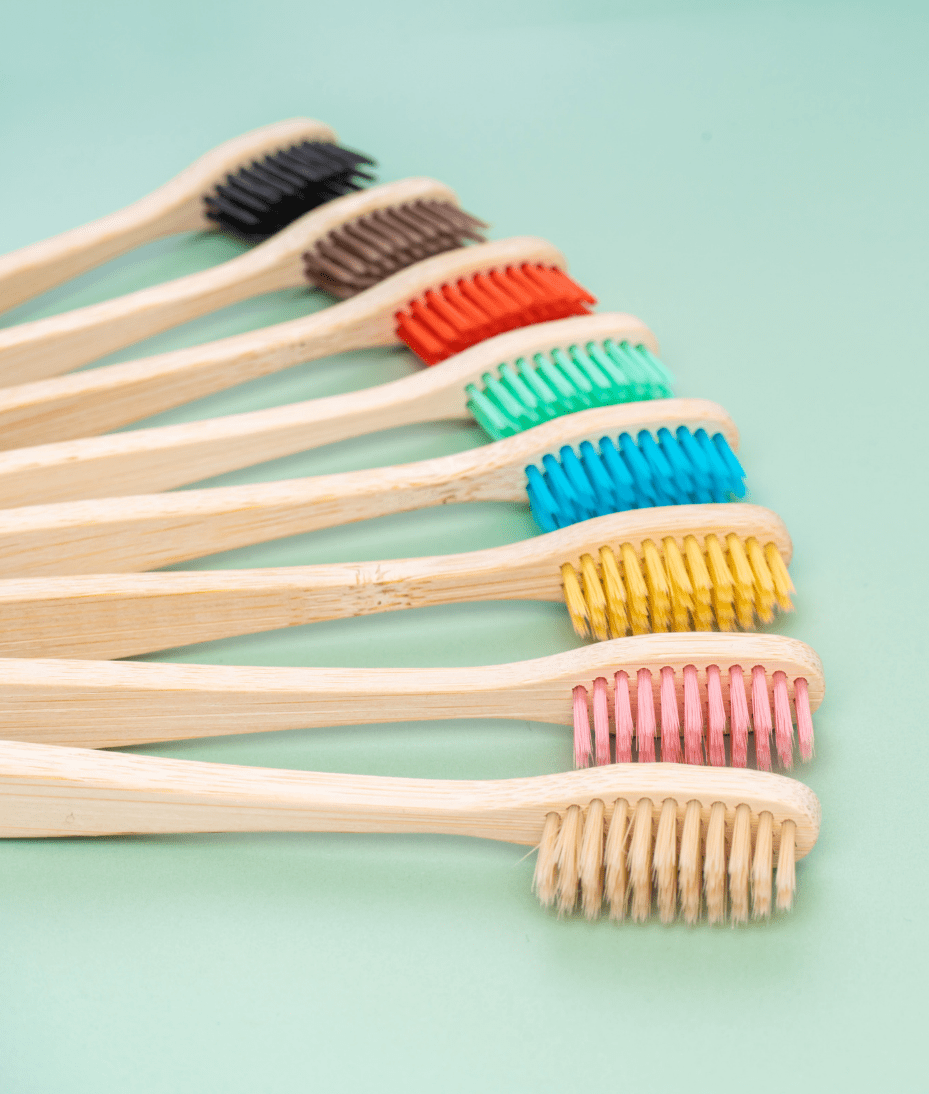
<box><xmin>203</xmin><ymin>141</ymin><xmax>377</xmax><ymax>242</ymax></box>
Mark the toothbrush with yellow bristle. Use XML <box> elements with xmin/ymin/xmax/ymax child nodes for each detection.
<box><xmin>0</xmin><ymin>504</ymin><xmax>793</xmax><ymax>661</ymax></box>
<box><xmin>0</xmin><ymin>632</ymin><xmax>822</xmax><ymax>770</ymax></box>
<box><xmin>0</xmin><ymin>739</ymin><xmax>819</xmax><ymax>922</ymax></box>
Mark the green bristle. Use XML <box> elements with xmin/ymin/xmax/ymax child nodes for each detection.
<box><xmin>465</xmin><ymin>340</ymin><xmax>675</xmax><ymax>441</ymax></box>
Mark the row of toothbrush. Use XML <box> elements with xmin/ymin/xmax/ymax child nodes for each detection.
<box><xmin>0</xmin><ymin>117</ymin><xmax>822</xmax><ymax>925</ymax></box>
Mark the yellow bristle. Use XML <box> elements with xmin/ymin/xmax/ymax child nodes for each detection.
<box><xmin>579</xmin><ymin>554</ymin><xmax>609</xmax><ymax>641</ymax></box>
<box><xmin>683</xmin><ymin>535</ymin><xmax>715</xmax><ymax>631</ymax></box>
<box><xmin>604</xmin><ymin>799</ymin><xmax>630</xmax><ymax>920</ymax></box>
<box><xmin>704</xmin><ymin>534</ymin><xmax>736</xmax><ymax>631</ymax></box>
<box><xmin>745</xmin><ymin>538</ymin><xmax>776</xmax><ymax>624</ymax></box>
<box><xmin>560</xmin><ymin>563</ymin><xmax>589</xmax><ymax>638</ymax></box>
<box><xmin>764</xmin><ymin>542</ymin><xmax>795</xmax><ymax>611</ymax></box>
<box><xmin>641</xmin><ymin>539</ymin><xmax>672</xmax><ymax>633</ymax></box>
<box><xmin>620</xmin><ymin>543</ymin><xmax>651</xmax><ymax>634</ymax></box>
<box><xmin>662</xmin><ymin>537</ymin><xmax>694</xmax><ymax>632</ymax></box>
<box><xmin>598</xmin><ymin>546</ymin><xmax>629</xmax><ymax>637</ymax></box>
<box><xmin>726</xmin><ymin>535</ymin><xmax>757</xmax><ymax>630</ymax></box>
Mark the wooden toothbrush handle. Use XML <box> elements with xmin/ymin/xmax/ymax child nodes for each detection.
<box><xmin>0</xmin><ymin>740</ymin><xmax>821</xmax><ymax>854</ymax></box>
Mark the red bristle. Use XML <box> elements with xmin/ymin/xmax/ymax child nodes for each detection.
<box><xmin>394</xmin><ymin>263</ymin><xmax>596</xmax><ymax>365</ymax></box>
<box><xmin>659</xmin><ymin>666</ymin><xmax>682</xmax><ymax>763</ymax></box>
<box><xmin>773</xmin><ymin>671</ymin><xmax>794</xmax><ymax>768</ymax></box>
<box><xmin>593</xmin><ymin>677</ymin><xmax>611</xmax><ymax>766</ymax></box>
<box><xmin>614</xmin><ymin>671</ymin><xmax>633</xmax><ymax>763</ymax></box>
<box><xmin>751</xmin><ymin>665</ymin><xmax>773</xmax><ymax>771</ymax></box>
<box><xmin>636</xmin><ymin>668</ymin><xmax>656</xmax><ymax>762</ymax></box>
<box><xmin>706</xmin><ymin>665</ymin><xmax>726</xmax><ymax>766</ymax></box>
<box><xmin>573</xmin><ymin>684</ymin><xmax>592</xmax><ymax>768</ymax></box>
<box><xmin>728</xmin><ymin>665</ymin><xmax>749</xmax><ymax>767</ymax></box>
<box><xmin>683</xmin><ymin>664</ymin><xmax>705</xmax><ymax>765</ymax></box>
<box><xmin>794</xmin><ymin>677</ymin><xmax>815</xmax><ymax>760</ymax></box>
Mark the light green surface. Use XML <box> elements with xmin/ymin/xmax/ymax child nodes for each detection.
<box><xmin>1</xmin><ymin>2</ymin><xmax>927</xmax><ymax>1090</ymax></box>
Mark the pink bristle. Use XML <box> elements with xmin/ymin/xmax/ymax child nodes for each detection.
<box><xmin>794</xmin><ymin>677</ymin><xmax>815</xmax><ymax>760</ymax></box>
<box><xmin>593</xmin><ymin>677</ymin><xmax>611</xmax><ymax>766</ymax></box>
<box><xmin>751</xmin><ymin>665</ymin><xmax>773</xmax><ymax>771</ymax></box>
<box><xmin>728</xmin><ymin>665</ymin><xmax>749</xmax><ymax>768</ymax></box>
<box><xmin>706</xmin><ymin>665</ymin><xmax>726</xmax><ymax>766</ymax></box>
<box><xmin>636</xmin><ymin>668</ymin><xmax>656</xmax><ymax>763</ymax></box>
<box><xmin>572</xmin><ymin>685</ymin><xmax>592</xmax><ymax>768</ymax></box>
<box><xmin>659</xmin><ymin>666</ymin><xmax>682</xmax><ymax>763</ymax></box>
<box><xmin>683</xmin><ymin>664</ymin><xmax>705</xmax><ymax>765</ymax></box>
<box><xmin>614</xmin><ymin>671</ymin><xmax>633</xmax><ymax>763</ymax></box>
<box><xmin>772</xmin><ymin>671</ymin><xmax>794</xmax><ymax>768</ymax></box>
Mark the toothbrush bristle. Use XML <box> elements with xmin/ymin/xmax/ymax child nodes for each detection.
<box><xmin>534</xmin><ymin>796</ymin><xmax>798</xmax><ymax>922</ymax></box>
<box><xmin>561</xmin><ymin>533</ymin><xmax>791</xmax><ymax>640</ymax></box>
<box><xmin>204</xmin><ymin>141</ymin><xmax>376</xmax><ymax>242</ymax></box>
<box><xmin>303</xmin><ymin>200</ymin><xmax>487</xmax><ymax>298</ymax></box>
<box><xmin>466</xmin><ymin>340</ymin><xmax>674</xmax><ymax>441</ymax></box>
<box><xmin>570</xmin><ymin>664</ymin><xmax>814</xmax><ymax>770</ymax></box>
<box><xmin>526</xmin><ymin>427</ymin><xmax>745</xmax><ymax>533</ymax></box>
<box><xmin>395</xmin><ymin>265</ymin><xmax>596</xmax><ymax>365</ymax></box>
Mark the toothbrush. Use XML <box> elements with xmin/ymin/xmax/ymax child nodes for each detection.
<box><xmin>0</xmin><ymin>118</ymin><xmax>371</xmax><ymax>314</ymax></box>
<box><xmin>0</xmin><ymin>177</ymin><xmax>484</xmax><ymax>385</ymax></box>
<box><xmin>0</xmin><ymin>400</ymin><xmax>744</xmax><ymax>576</ymax></box>
<box><xmin>0</xmin><ymin>632</ymin><xmax>822</xmax><ymax>769</ymax></box>
<box><xmin>0</xmin><ymin>236</ymin><xmax>592</xmax><ymax>449</ymax></box>
<box><xmin>0</xmin><ymin>504</ymin><xmax>793</xmax><ymax>660</ymax></box>
<box><xmin>0</xmin><ymin>740</ymin><xmax>819</xmax><ymax>923</ymax></box>
<box><xmin>0</xmin><ymin>313</ymin><xmax>668</xmax><ymax>506</ymax></box>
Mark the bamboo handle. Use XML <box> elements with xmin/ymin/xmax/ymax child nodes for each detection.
<box><xmin>0</xmin><ymin>634</ymin><xmax>824</xmax><ymax>749</ymax></box>
<box><xmin>0</xmin><ymin>741</ymin><xmax>821</xmax><ymax>854</ymax></box>
<box><xmin>0</xmin><ymin>118</ymin><xmax>336</xmax><ymax>316</ymax></box>
<box><xmin>0</xmin><ymin>400</ymin><xmax>737</xmax><ymax>576</ymax></box>
<box><xmin>0</xmin><ymin>236</ymin><xmax>564</xmax><ymax>448</ymax></box>
<box><xmin>0</xmin><ymin>505</ymin><xmax>790</xmax><ymax>659</ymax></box>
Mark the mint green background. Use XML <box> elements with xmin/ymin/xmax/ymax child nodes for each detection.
<box><xmin>1</xmin><ymin>2</ymin><xmax>927</xmax><ymax>1090</ymax></box>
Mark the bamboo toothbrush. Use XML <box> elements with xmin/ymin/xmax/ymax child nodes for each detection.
<box><xmin>0</xmin><ymin>401</ymin><xmax>743</xmax><ymax>576</ymax></box>
<box><xmin>0</xmin><ymin>236</ymin><xmax>592</xmax><ymax>449</ymax></box>
<box><xmin>0</xmin><ymin>177</ymin><xmax>485</xmax><ymax>384</ymax></box>
<box><xmin>0</xmin><ymin>313</ymin><xmax>669</xmax><ymax>506</ymax></box>
<box><xmin>0</xmin><ymin>632</ymin><xmax>822</xmax><ymax>770</ymax></box>
<box><xmin>0</xmin><ymin>118</ymin><xmax>374</xmax><ymax>314</ymax></box>
<box><xmin>0</xmin><ymin>504</ymin><xmax>793</xmax><ymax>661</ymax></box>
<box><xmin>0</xmin><ymin>740</ymin><xmax>818</xmax><ymax>922</ymax></box>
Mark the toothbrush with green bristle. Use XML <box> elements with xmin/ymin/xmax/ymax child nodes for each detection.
<box><xmin>0</xmin><ymin>313</ymin><xmax>674</xmax><ymax>506</ymax></box>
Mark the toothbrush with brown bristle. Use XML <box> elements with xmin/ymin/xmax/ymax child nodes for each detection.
<box><xmin>0</xmin><ymin>176</ymin><xmax>485</xmax><ymax>384</ymax></box>
<box><xmin>0</xmin><ymin>313</ymin><xmax>668</xmax><ymax>505</ymax></box>
<box><xmin>0</xmin><ymin>503</ymin><xmax>793</xmax><ymax>661</ymax></box>
<box><xmin>0</xmin><ymin>118</ymin><xmax>372</xmax><ymax>315</ymax></box>
<box><xmin>0</xmin><ymin>632</ymin><xmax>822</xmax><ymax>770</ymax></box>
<box><xmin>0</xmin><ymin>740</ymin><xmax>819</xmax><ymax>923</ymax></box>
<box><xmin>0</xmin><ymin>235</ymin><xmax>592</xmax><ymax>449</ymax></box>
<box><xmin>0</xmin><ymin>400</ymin><xmax>744</xmax><ymax>576</ymax></box>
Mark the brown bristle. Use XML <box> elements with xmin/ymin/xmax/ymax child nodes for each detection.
<box><xmin>303</xmin><ymin>200</ymin><xmax>487</xmax><ymax>298</ymax></box>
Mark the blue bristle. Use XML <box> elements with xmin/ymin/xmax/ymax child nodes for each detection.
<box><xmin>523</xmin><ymin>427</ymin><xmax>746</xmax><ymax>531</ymax></box>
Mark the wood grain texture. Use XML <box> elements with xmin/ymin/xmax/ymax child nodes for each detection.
<box><xmin>0</xmin><ymin>119</ymin><xmax>336</xmax><ymax>316</ymax></box>
<box><xmin>0</xmin><ymin>399</ymin><xmax>737</xmax><ymax>575</ymax></box>
<box><xmin>0</xmin><ymin>633</ymin><xmax>824</xmax><ymax>748</ymax></box>
<box><xmin>0</xmin><ymin>313</ymin><xmax>656</xmax><ymax>504</ymax></box>
<box><xmin>0</xmin><ymin>504</ymin><xmax>790</xmax><ymax>658</ymax></box>
<box><xmin>0</xmin><ymin>235</ymin><xmax>564</xmax><ymax>446</ymax></box>
<box><xmin>0</xmin><ymin>178</ymin><xmax>459</xmax><ymax>385</ymax></box>
<box><xmin>0</xmin><ymin>741</ymin><xmax>821</xmax><ymax>856</ymax></box>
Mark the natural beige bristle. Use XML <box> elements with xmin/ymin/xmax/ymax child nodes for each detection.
<box><xmin>728</xmin><ymin>803</ymin><xmax>752</xmax><ymax>924</ymax></box>
<box><xmin>579</xmin><ymin>799</ymin><xmax>606</xmax><ymax>919</ymax></box>
<box><xmin>776</xmin><ymin>818</ymin><xmax>797</xmax><ymax>911</ymax></box>
<box><xmin>533</xmin><ymin>811</ymin><xmax>561</xmax><ymax>907</ymax></box>
<box><xmin>560</xmin><ymin>535</ymin><xmax>792</xmax><ymax>640</ymax></box>
<box><xmin>555</xmin><ymin>804</ymin><xmax>583</xmax><ymax>915</ymax></box>
<box><xmin>704</xmin><ymin>801</ymin><xmax>727</xmax><ymax>924</ymax></box>
<box><xmin>629</xmin><ymin>798</ymin><xmax>654</xmax><ymax>921</ymax></box>
<box><xmin>603</xmin><ymin>799</ymin><xmax>629</xmax><ymax>920</ymax></box>
<box><xmin>751</xmin><ymin>811</ymin><xmax>774</xmax><ymax>917</ymax></box>
<box><xmin>654</xmin><ymin>798</ymin><xmax>678</xmax><ymax>923</ymax></box>
<box><xmin>679</xmin><ymin>800</ymin><xmax>703</xmax><ymax>924</ymax></box>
